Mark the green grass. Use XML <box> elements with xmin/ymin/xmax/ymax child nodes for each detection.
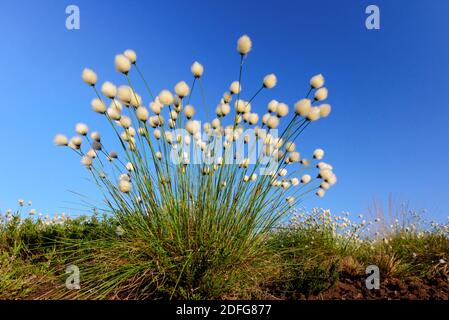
<box><xmin>1</xmin><ymin>209</ymin><xmax>447</xmax><ymax>300</ymax></box>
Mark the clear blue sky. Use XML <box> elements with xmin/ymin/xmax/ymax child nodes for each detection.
<box><xmin>0</xmin><ymin>0</ymin><xmax>448</xmax><ymax>221</ymax></box>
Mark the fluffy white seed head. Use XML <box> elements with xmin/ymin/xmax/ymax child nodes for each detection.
<box><xmin>158</xmin><ymin>90</ymin><xmax>174</xmax><ymax>105</ymax></box>
<box><xmin>91</xmin><ymin>131</ymin><xmax>101</xmax><ymax>141</ymax></box>
<box><xmin>126</xmin><ymin>162</ymin><xmax>134</xmax><ymax>171</ymax></box>
<box><xmin>314</xmin><ymin>87</ymin><xmax>328</xmax><ymax>101</ymax></box>
<box><xmin>248</xmin><ymin>113</ymin><xmax>259</xmax><ymax>125</ymax></box>
<box><xmin>291</xmin><ymin>177</ymin><xmax>299</xmax><ymax>186</ymax></box>
<box><xmin>310</xmin><ymin>74</ymin><xmax>325</xmax><ymax>89</ymax></box>
<box><xmin>185</xmin><ymin>120</ymin><xmax>200</xmax><ymax>135</ymax></box>
<box><xmin>230</xmin><ymin>81</ymin><xmax>241</xmax><ymax>94</ymax></box>
<box><xmin>307</xmin><ymin>107</ymin><xmax>321</xmax><ymax>121</ymax></box>
<box><xmin>82</xmin><ymin>68</ymin><xmax>97</xmax><ymax>86</ymax></box>
<box><xmin>123</xmin><ymin>49</ymin><xmax>137</xmax><ymax>64</ymax></box>
<box><xmin>91</xmin><ymin>98</ymin><xmax>106</xmax><ymax>114</ymax></box>
<box><xmin>75</xmin><ymin>123</ymin><xmax>89</xmax><ymax>136</ymax></box>
<box><xmin>119</xmin><ymin>179</ymin><xmax>132</xmax><ymax>193</ymax></box>
<box><xmin>54</xmin><ymin>134</ymin><xmax>68</xmax><ymax>146</ymax></box>
<box><xmin>316</xmin><ymin>188</ymin><xmax>325</xmax><ymax>198</ymax></box>
<box><xmin>81</xmin><ymin>156</ymin><xmax>92</xmax><ymax>167</ymax></box>
<box><xmin>268</xmin><ymin>100</ymin><xmax>278</xmax><ymax>113</ymax></box>
<box><xmin>221</xmin><ymin>103</ymin><xmax>231</xmax><ymax>116</ymax></box>
<box><xmin>155</xmin><ymin>151</ymin><xmax>162</xmax><ymax>160</ymax></box>
<box><xmin>120</xmin><ymin>116</ymin><xmax>132</xmax><ymax>129</ymax></box>
<box><xmin>191</xmin><ymin>61</ymin><xmax>204</xmax><ymax>78</ymax></box>
<box><xmin>263</xmin><ymin>73</ymin><xmax>277</xmax><ymax>89</ymax></box>
<box><xmin>154</xmin><ymin>129</ymin><xmax>161</xmax><ymax>140</ymax></box>
<box><xmin>276</xmin><ymin>103</ymin><xmax>289</xmax><ymax>117</ymax></box>
<box><xmin>115</xmin><ymin>54</ymin><xmax>131</xmax><ymax>74</ymax></box>
<box><xmin>101</xmin><ymin>81</ymin><xmax>117</xmax><ymax>98</ymax></box>
<box><xmin>71</xmin><ymin>139</ymin><xmax>83</xmax><ymax>151</ymax></box>
<box><xmin>237</xmin><ymin>34</ymin><xmax>252</xmax><ymax>55</ymax></box>
<box><xmin>279</xmin><ymin>168</ymin><xmax>287</xmax><ymax>177</ymax></box>
<box><xmin>319</xmin><ymin>104</ymin><xmax>332</xmax><ymax>118</ymax></box>
<box><xmin>117</xmin><ymin>86</ymin><xmax>132</xmax><ymax>105</ymax></box>
<box><xmin>289</xmin><ymin>151</ymin><xmax>300</xmax><ymax>163</ymax></box>
<box><xmin>313</xmin><ymin>148</ymin><xmax>325</xmax><ymax>160</ymax></box>
<box><xmin>301</xmin><ymin>174</ymin><xmax>312</xmax><ymax>184</ymax></box>
<box><xmin>211</xmin><ymin>118</ymin><xmax>221</xmax><ymax>129</ymax></box>
<box><xmin>262</xmin><ymin>113</ymin><xmax>270</xmax><ymax>125</ymax></box>
<box><xmin>285</xmin><ymin>141</ymin><xmax>296</xmax><ymax>152</ymax></box>
<box><xmin>107</xmin><ymin>107</ymin><xmax>121</xmax><ymax>120</ymax></box>
<box><xmin>184</xmin><ymin>105</ymin><xmax>195</xmax><ymax>119</ymax></box>
<box><xmin>136</xmin><ymin>106</ymin><xmax>149</xmax><ymax>121</ymax></box>
<box><xmin>267</xmin><ymin>116</ymin><xmax>279</xmax><ymax>129</ymax></box>
<box><xmin>150</xmin><ymin>101</ymin><xmax>162</xmax><ymax>115</ymax></box>
<box><xmin>294</xmin><ymin>99</ymin><xmax>311</xmax><ymax>117</ymax></box>
<box><xmin>174</xmin><ymin>81</ymin><xmax>190</xmax><ymax>98</ymax></box>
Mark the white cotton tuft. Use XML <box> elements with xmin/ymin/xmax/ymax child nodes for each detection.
<box><xmin>307</xmin><ymin>107</ymin><xmax>321</xmax><ymax>121</ymax></box>
<box><xmin>294</xmin><ymin>99</ymin><xmax>311</xmax><ymax>117</ymax></box>
<box><xmin>150</xmin><ymin>101</ymin><xmax>162</xmax><ymax>115</ymax></box>
<box><xmin>263</xmin><ymin>73</ymin><xmax>277</xmax><ymax>89</ymax></box>
<box><xmin>185</xmin><ymin>120</ymin><xmax>200</xmax><ymax>135</ymax></box>
<box><xmin>123</xmin><ymin>49</ymin><xmax>137</xmax><ymax>64</ymax></box>
<box><xmin>319</xmin><ymin>104</ymin><xmax>332</xmax><ymax>118</ymax></box>
<box><xmin>184</xmin><ymin>105</ymin><xmax>195</xmax><ymax>119</ymax></box>
<box><xmin>262</xmin><ymin>113</ymin><xmax>270</xmax><ymax>125</ymax></box>
<box><xmin>101</xmin><ymin>81</ymin><xmax>117</xmax><ymax>98</ymax></box>
<box><xmin>82</xmin><ymin>68</ymin><xmax>97</xmax><ymax>86</ymax></box>
<box><xmin>237</xmin><ymin>34</ymin><xmax>252</xmax><ymax>55</ymax></box>
<box><xmin>119</xmin><ymin>179</ymin><xmax>132</xmax><ymax>193</ymax></box>
<box><xmin>155</xmin><ymin>151</ymin><xmax>162</xmax><ymax>160</ymax></box>
<box><xmin>154</xmin><ymin>129</ymin><xmax>161</xmax><ymax>140</ymax></box>
<box><xmin>291</xmin><ymin>177</ymin><xmax>299</xmax><ymax>186</ymax></box>
<box><xmin>289</xmin><ymin>151</ymin><xmax>300</xmax><ymax>163</ymax></box>
<box><xmin>117</xmin><ymin>86</ymin><xmax>132</xmax><ymax>105</ymax></box>
<box><xmin>314</xmin><ymin>87</ymin><xmax>328</xmax><ymax>101</ymax></box>
<box><xmin>126</xmin><ymin>162</ymin><xmax>134</xmax><ymax>171</ymax></box>
<box><xmin>276</xmin><ymin>103</ymin><xmax>289</xmax><ymax>117</ymax></box>
<box><xmin>136</xmin><ymin>106</ymin><xmax>149</xmax><ymax>121</ymax></box>
<box><xmin>248</xmin><ymin>113</ymin><xmax>259</xmax><ymax>125</ymax></box>
<box><xmin>120</xmin><ymin>116</ymin><xmax>132</xmax><ymax>129</ymax></box>
<box><xmin>158</xmin><ymin>90</ymin><xmax>174</xmax><ymax>105</ymax></box>
<box><xmin>267</xmin><ymin>116</ymin><xmax>279</xmax><ymax>129</ymax></box>
<box><xmin>279</xmin><ymin>168</ymin><xmax>287</xmax><ymax>177</ymax></box>
<box><xmin>91</xmin><ymin>98</ymin><xmax>106</xmax><ymax>114</ymax></box>
<box><xmin>316</xmin><ymin>188</ymin><xmax>325</xmax><ymax>198</ymax></box>
<box><xmin>91</xmin><ymin>131</ymin><xmax>101</xmax><ymax>141</ymax></box>
<box><xmin>191</xmin><ymin>61</ymin><xmax>204</xmax><ymax>78</ymax></box>
<box><xmin>75</xmin><ymin>123</ymin><xmax>89</xmax><ymax>136</ymax></box>
<box><xmin>107</xmin><ymin>107</ymin><xmax>121</xmax><ymax>120</ymax></box>
<box><xmin>115</xmin><ymin>54</ymin><xmax>131</xmax><ymax>74</ymax></box>
<box><xmin>310</xmin><ymin>74</ymin><xmax>325</xmax><ymax>89</ymax></box>
<box><xmin>230</xmin><ymin>81</ymin><xmax>241</xmax><ymax>94</ymax></box>
<box><xmin>174</xmin><ymin>81</ymin><xmax>190</xmax><ymax>98</ymax></box>
<box><xmin>81</xmin><ymin>156</ymin><xmax>92</xmax><ymax>167</ymax></box>
<box><xmin>54</xmin><ymin>134</ymin><xmax>68</xmax><ymax>146</ymax></box>
<box><xmin>313</xmin><ymin>148</ymin><xmax>325</xmax><ymax>160</ymax></box>
<box><xmin>285</xmin><ymin>141</ymin><xmax>296</xmax><ymax>152</ymax></box>
<box><xmin>268</xmin><ymin>100</ymin><xmax>279</xmax><ymax>113</ymax></box>
<box><xmin>301</xmin><ymin>174</ymin><xmax>312</xmax><ymax>184</ymax></box>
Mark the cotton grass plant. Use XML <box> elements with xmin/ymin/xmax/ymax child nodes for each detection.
<box><xmin>53</xmin><ymin>34</ymin><xmax>337</xmax><ymax>299</ymax></box>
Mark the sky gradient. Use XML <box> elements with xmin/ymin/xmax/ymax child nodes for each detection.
<box><xmin>0</xmin><ymin>0</ymin><xmax>448</xmax><ymax>221</ymax></box>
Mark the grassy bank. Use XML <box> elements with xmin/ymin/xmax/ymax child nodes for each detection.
<box><xmin>1</xmin><ymin>208</ymin><xmax>447</xmax><ymax>300</ymax></box>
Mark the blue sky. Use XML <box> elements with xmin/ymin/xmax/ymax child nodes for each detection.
<box><xmin>0</xmin><ymin>0</ymin><xmax>448</xmax><ymax>221</ymax></box>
